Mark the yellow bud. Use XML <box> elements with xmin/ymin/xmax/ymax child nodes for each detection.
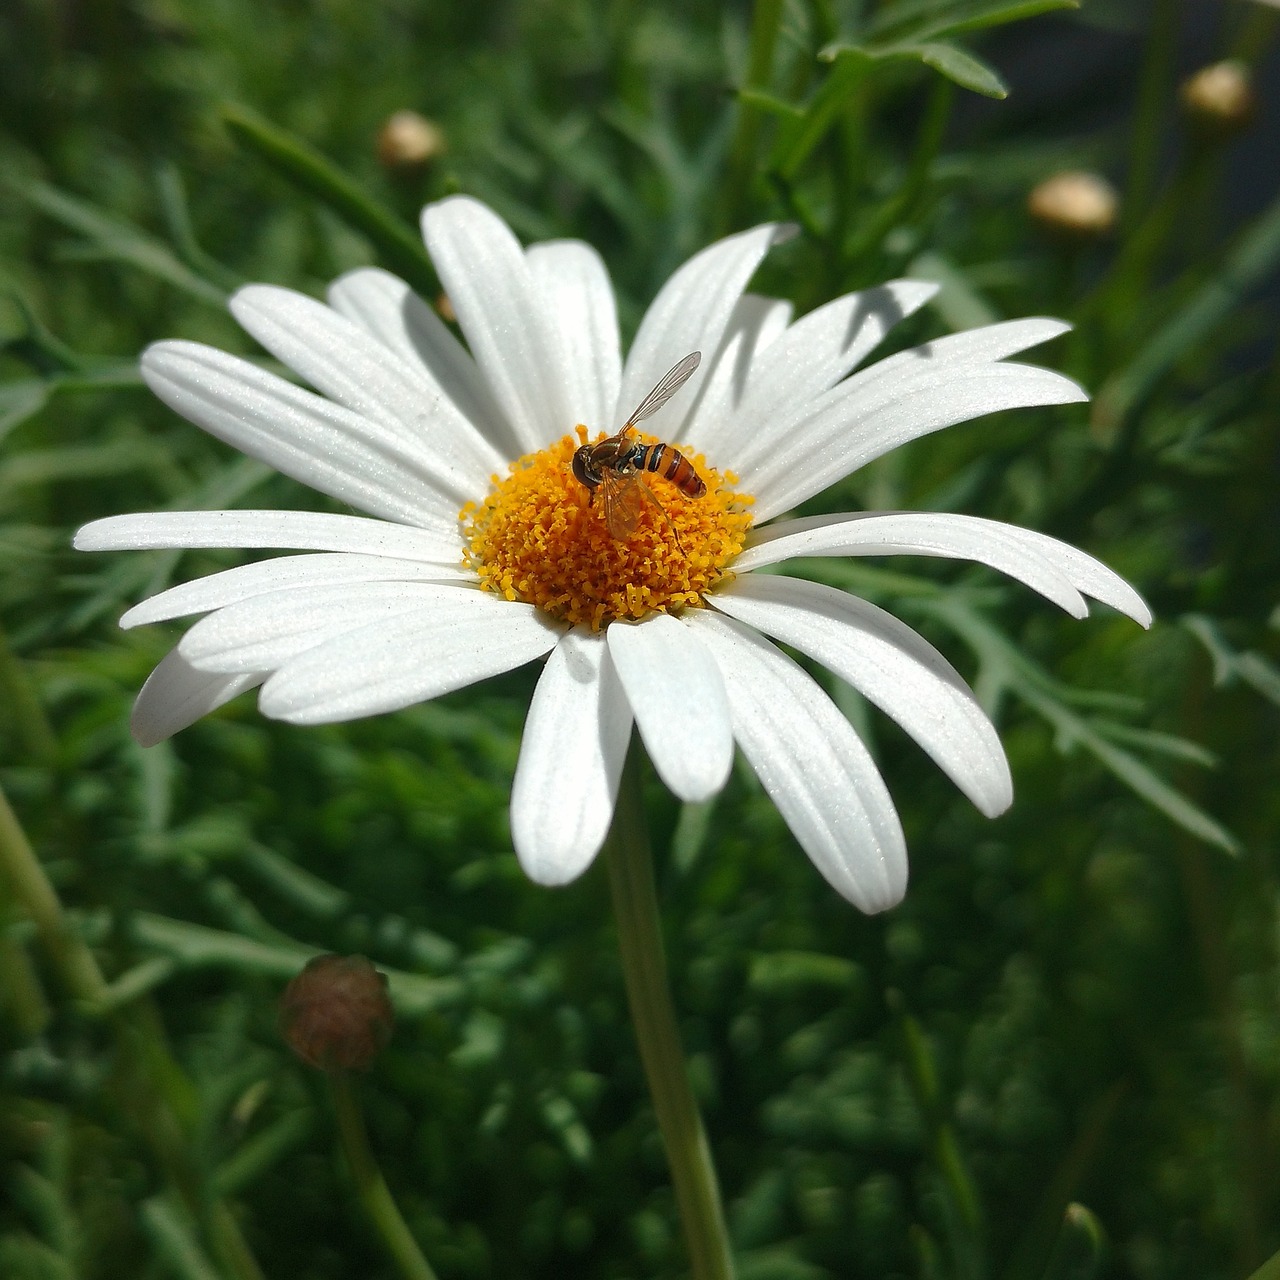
<box><xmin>1180</xmin><ymin>61</ymin><xmax>1256</xmax><ymax>136</ymax></box>
<box><xmin>376</xmin><ymin>110</ymin><xmax>447</xmax><ymax>170</ymax></box>
<box><xmin>1027</xmin><ymin>171</ymin><xmax>1118</xmax><ymax>241</ymax></box>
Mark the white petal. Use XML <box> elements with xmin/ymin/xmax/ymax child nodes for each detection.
<box><xmin>736</xmin><ymin>512</ymin><xmax>1087</xmax><ymax>617</ymax></box>
<box><xmin>859</xmin><ymin>317</ymin><xmax>1073</xmax><ymax>386</ymax></box>
<box><xmin>258</xmin><ymin>590</ymin><xmax>563</xmax><ymax>723</ymax></box>
<box><xmin>617</xmin><ymin>223</ymin><xmax>793</xmax><ymax>439</ymax></box>
<box><xmin>732</xmin><ymin>280</ymin><xmax>938</xmax><ymax>468</ymax></box>
<box><xmin>326</xmin><ymin>266</ymin><xmax>509</xmax><ymax>445</ymax></box>
<box><xmin>681</xmin><ymin>295</ymin><xmax>795</xmax><ymax>459</ymax></box>
<box><xmin>527</xmin><ymin>241</ymin><xmax>621</xmax><ymax>431</ymax></box>
<box><xmin>74</xmin><ymin>510</ymin><xmax>462</xmax><ymax>562</ymax></box>
<box><xmin>1002</xmin><ymin>524</ymin><xmax>1153</xmax><ymax>626</ymax></box>
<box><xmin>510</xmin><ymin>632</ymin><xmax>632</xmax><ymax>886</ymax></box>
<box><xmin>131</xmin><ymin>646</ymin><xmax>263</xmax><ymax>746</ymax></box>
<box><xmin>711</xmin><ymin>574</ymin><xmax>1012</xmax><ymax>817</ymax></box>
<box><xmin>231</xmin><ymin>285</ymin><xmax>502</xmax><ymax>488</ymax></box>
<box><xmin>422</xmin><ymin>196</ymin><xmax>573</xmax><ymax>453</ymax></box>
<box><xmin>121</xmin><ymin>553</ymin><xmax>471</xmax><ymax>628</ymax></box>
<box><xmin>738</xmin><ymin>513</ymin><xmax>1152</xmax><ymax>626</ymax></box>
<box><xmin>685</xmin><ymin>610</ymin><xmax>907</xmax><ymax>913</ymax></box>
<box><xmin>606</xmin><ymin>613</ymin><xmax>732</xmax><ymax>802</ymax></box>
<box><xmin>141</xmin><ymin>342</ymin><xmax>462</xmax><ymax>530</ymax></box>
<box><xmin>179</xmin><ymin>581</ymin><xmax>445</xmax><ymax>674</ymax></box>
<box><xmin>747</xmin><ymin>364</ymin><xmax>1088</xmax><ymax>521</ymax></box>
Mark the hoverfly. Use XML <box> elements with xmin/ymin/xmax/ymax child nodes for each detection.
<box><xmin>571</xmin><ymin>351</ymin><xmax>706</xmax><ymax>541</ymax></box>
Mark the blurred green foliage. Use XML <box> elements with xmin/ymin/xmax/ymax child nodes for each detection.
<box><xmin>2</xmin><ymin>0</ymin><xmax>1279</xmax><ymax>1278</ymax></box>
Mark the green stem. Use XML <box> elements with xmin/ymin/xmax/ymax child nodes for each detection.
<box><xmin>0</xmin><ymin>620</ymin><xmax>58</xmax><ymax>765</ymax></box>
<box><xmin>219</xmin><ymin>104</ymin><xmax>438</xmax><ymax>298</ymax></box>
<box><xmin>603</xmin><ymin>747</ymin><xmax>735</xmax><ymax>1280</ymax></box>
<box><xmin>0</xmin><ymin>784</ymin><xmax>108</xmax><ymax>1006</ymax></box>
<box><xmin>0</xmin><ymin>782</ymin><xmax>264</xmax><ymax>1280</ymax></box>
<box><xmin>723</xmin><ymin>0</ymin><xmax>787</xmax><ymax>230</ymax></box>
<box><xmin>328</xmin><ymin>1072</ymin><xmax>440</xmax><ymax>1280</ymax></box>
<box><xmin>1123</xmin><ymin>0</ymin><xmax>1181</xmax><ymax>230</ymax></box>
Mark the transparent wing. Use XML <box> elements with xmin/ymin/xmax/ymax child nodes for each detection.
<box><xmin>624</xmin><ymin>351</ymin><xmax>702</xmax><ymax>429</ymax></box>
<box><xmin>600</xmin><ymin>472</ymin><xmax>647</xmax><ymax>539</ymax></box>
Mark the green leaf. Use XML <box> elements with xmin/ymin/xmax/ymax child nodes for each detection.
<box><xmin>0</xmin><ymin>381</ymin><xmax>49</xmax><ymax>441</ymax></box>
<box><xmin>1091</xmin><ymin>722</ymin><xmax>1218</xmax><ymax>768</ymax></box>
<box><xmin>213</xmin><ymin>1111</ymin><xmax>313</xmax><ymax>1197</ymax></box>
<box><xmin>906</xmin><ymin>251</ymin><xmax>1001</xmax><ymax>329</ymax></box>
<box><xmin>1183</xmin><ymin>614</ymin><xmax>1280</xmax><ymax>709</ymax></box>
<box><xmin>768</xmin><ymin>52</ymin><xmax>868</xmax><ymax>180</ymax></box>
<box><xmin>909</xmin><ymin>41</ymin><xmax>1009</xmax><ymax>97</ymax></box>
<box><xmin>867</xmin><ymin>0</ymin><xmax>1079</xmax><ymax>44</ymax></box>
<box><xmin>1040</xmin><ymin>1204</ymin><xmax>1106</xmax><ymax>1280</ymax></box>
<box><xmin>122</xmin><ymin>912</ymin><xmax>463</xmax><ymax>1016</ymax></box>
<box><xmin>219</xmin><ymin>103</ymin><xmax>437</xmax><ymax>297</ymax></box>
<box><xmin>8</xmin><ymin>179</ymin><xmax>228</xmax><ymax>306</ymax></box>
<box><xmin>1245</xmin><ymin>1244</ymin><xmax>1280</xmax><ymax>1280</ymax></box>
<box><xmin>1236</xmin><ymin>653</ymin><xmax>1280</xmax><ymax>708</ymax></box>
<box><xmin>139</xmin><ymin>1196</ymin><xmax>223</xmax><ymax>1280</ymax></box>
<box><xmin>1036</xmin><ymin>694</ymin><xmax>1239</xmax><ymax>854</ymax></box>
<box><xmin>819</xmin><ymin>39</ymin><xmax>1008</xmax><ymax>99</ymax></box>
<box><xmin>734</xmin><ymin>87</ymin><xmax>805</xmax><ymax>123</ymax></box>
<box><xmin>749</xmin><ymin>951</ymin><xmax>864</xmax><ymax>994</ymax></box>
<box><xmin>930</xmin><ymin>598</ymin><xmax>1239</xmax><ymax>855</ymax></box>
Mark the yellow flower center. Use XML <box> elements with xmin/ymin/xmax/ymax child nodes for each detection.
<box><xmin>461</xmin><ymin>428</ymin><xmax>753</xmax><ymax>630</ymax></box>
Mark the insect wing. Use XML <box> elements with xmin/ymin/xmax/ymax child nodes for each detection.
<box><xmin>624</xmin><ymin>351</ymin><xmax>702</xmax><ymax>430</ymax></box>
<box><xmin>599</xmin><ymin>471</ymin><xmax>646</xmax><ymax>540</ymax></box>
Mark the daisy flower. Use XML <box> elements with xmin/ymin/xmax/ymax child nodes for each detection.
<box><xmin>75</xmin><ymin>196</ymin><xmax>1150</xmax><ymax>913</ymax></box>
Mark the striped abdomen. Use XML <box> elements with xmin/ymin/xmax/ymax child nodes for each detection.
<box><xmin>632</xmin><ymin>442</ymin><xmax>706</xmax><ymax>497</ymax></box>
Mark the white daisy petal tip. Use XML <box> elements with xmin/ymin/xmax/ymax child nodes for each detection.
<box><xmin>509</xmin><ymin>633</ymin><xmax>630</xmax><ymax>889</ymax></box>
<box><xmin>1108</xmin><ymin>584</ymin><xmax>1154</xmax><ymax>629</ymax></box>
<box><xmin>514</xmin><ymin>836</ymin><xmax>602</xmax><ymax>889</ymax></box>
<box><xmin>226</xmin><ymin>281</ymin><xmax>274</xmax><ymax>320</ymax></box>
<box><xmin>607</xmin><ymin>616</ymin><xmax>734</xmax><ymax>805</ymax></box>
<box><xmin>130</xmin><ymin>648</ymin><xmax>262</xmax><ymax>747</ymax></box>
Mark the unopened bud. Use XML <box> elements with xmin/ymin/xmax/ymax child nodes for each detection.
<box><xmin>1180</xmin><ymin>61</ymin><xmax>1256</xmax><ymax>137</ymax></box>
<box><xmin>280</xmin><ymin>954</ymin><xmax>394</xmax><ymax>1072</ymax></box>
<box><xmin>1027</xmin><ymin>171</ymin><xmax>1118</xmax><ymax>241</ymax></box>
<box><xmin>377</xmin><ymin>110</ymin><xmax>447</xmax><ymax>171</ymax></box>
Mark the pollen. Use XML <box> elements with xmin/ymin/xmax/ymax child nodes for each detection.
<box><xmin>461</xmin><ymin>428</ymin><xmax>753</xmax><ymax>630</ymax></box>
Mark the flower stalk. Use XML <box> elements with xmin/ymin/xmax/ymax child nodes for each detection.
<box><xmin>603</xmin><ymin>745</ymin><xmax>735</xmax><ymax>1280</ymax></box>
<box><xmin>328</xmin><ymin>1071</ymin><xmax>440</xmax><ymax>1280</ymax></box>
<box><xmin>0</xmin><ymin>782</ymin><xmax>265</xmax><ymax>1280</ymax></box>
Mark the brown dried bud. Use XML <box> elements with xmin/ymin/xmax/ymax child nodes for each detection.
<box><xmin>1027</xmin><ymin>171</ymin><xmax>1118</xmax><ymax>241</ymax></box>
<box><xmin>435</xmin><ymin>292</ymin><xmax>456</xmax><ymax>324</ymax></box>
<box><xmin>376</xmin><ymin>110</ymin><xmax>447</xmax><ymax>171</ymax></box>
<box><xmin>1180</xmin><ymin>61</ymin><xmax>1257</xmax><ymax>137</ymax></box>
<box><xmin>280</xmin><ymin>954</ymin><xmax>394</xmax><ymax>1072</ymax></box>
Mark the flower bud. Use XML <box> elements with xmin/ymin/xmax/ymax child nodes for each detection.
<box><xmin>280</xmin><ymin>954</ymin><xmax>394</xmax><ymax>1072</ymax></box>
<box><xmin>1027</xmin><ymin>171</ymin><xmax>1118</xmax><ymax>241</ymax></box>
<box><xmin>376</xmin><ymin>110</ymin><xmax>447</xmax><ymax>171</ymax></box>
<box><xmin>1180</xmin><ymin>61</ymin><xmax>1256</xmax><ymax>137</ymax></box>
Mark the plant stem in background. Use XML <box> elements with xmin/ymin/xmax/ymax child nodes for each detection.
<box><xmin>603</xmin><ymin>746</ymin><xmax>735</xmax><ymax>1280</ymax></box>
<box><xmin>0</xmin><ymin>782</ymin><xmax>265</xmax><ymax>1280</ymax></box>
<box><xmin>219</xmin><ymin>104</ymin><xmax>438</xmax><ymax>298</ymax></box>
<box><xmin>328</xmin><ymin>1072</ymin><xmax>440</xmax><ymax>1280</ymax></box>
<box><xmin>1123</xmin><ymin>0</ymin><xmax>1181</xmax><ymax>230</ymax></box>
<box><xmin>723</xmin><ymin>0</ymin><xmax>786</xmax><ymax>231</ymax></box>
